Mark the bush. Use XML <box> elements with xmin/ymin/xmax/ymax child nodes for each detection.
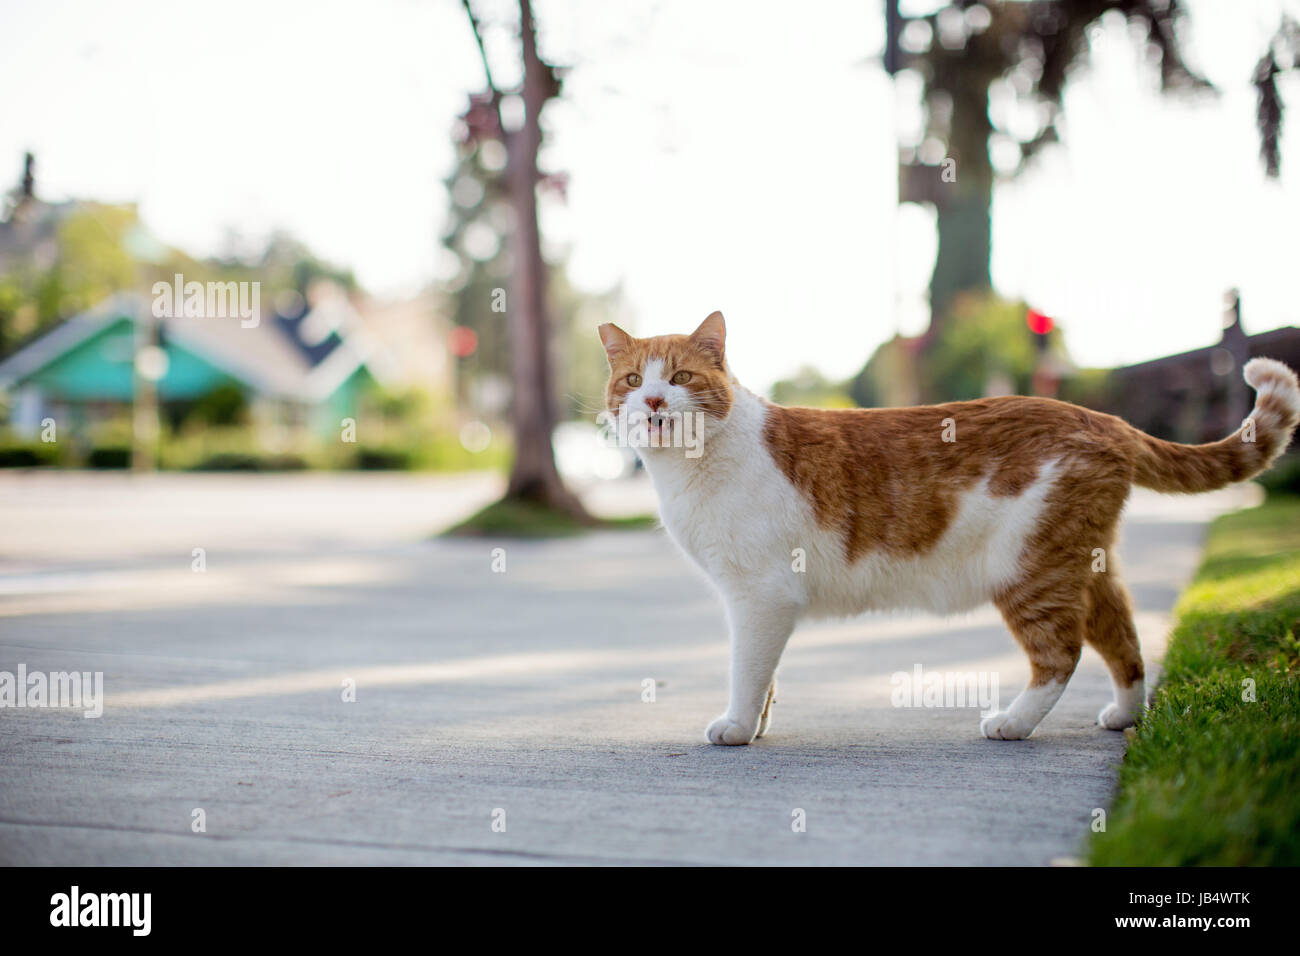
<box><xmin>1259</xmin><ymin>451</ymin><xmax>1300</xmax><ymax>495</ymax></box>
<box><xmin>86</xmin><ymin>446</ymin><xmax>130</xmax><ymax>469</ymax></box>
<box><xmin>353</xmin><ymin>446</ymin><xmax>413</xmax><ymax>470</ymax></box>
<box><xmin>190</xmin><ymin>451</ymin><xmax>308</xmax><ymax>472</ymax></box>
<box><xmin>182</xmin><ymin>384</ymin><xmax>249</xmax><ymax>428</ymax></box>
<box><xmin>0</xmin><ymin>441</ymin><xmax>62</xmax><ymax>467</ymax></box>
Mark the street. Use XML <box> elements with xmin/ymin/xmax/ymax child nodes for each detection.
<box><xmin>0</xmin><ymin>471</ymin><xmax>1258</xmax><ymax>865</ymax></box>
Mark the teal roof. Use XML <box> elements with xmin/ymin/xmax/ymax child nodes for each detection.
<box><xmin>0</xmin><ymin>293</ymin><xmax>381</xmax><ymax>404</ymax></box>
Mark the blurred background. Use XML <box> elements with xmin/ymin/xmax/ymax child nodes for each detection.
<box><xmin>1</xmin><ymin>0</ymin><xmax>1299</xmax><ymax>526</ymax></box>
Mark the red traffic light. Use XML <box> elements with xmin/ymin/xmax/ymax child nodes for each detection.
<box><xmin>448</xmin><ymin>326</ymin><xmax>478</xmax><ymax>358</ymax></box>
<box><xmin>1026</xmin><ymin>308</ymin><xmax>1054</xmax><ymax>336</ymax></box>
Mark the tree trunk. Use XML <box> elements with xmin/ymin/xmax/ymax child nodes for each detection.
<box><xmin>503</xmin><ymin>0</ymin><xmax>590</xmax><ymax>519</ymax></box>
<box><xmin>926</xmin><ymin>74</ymin><xmax>993</xmax><ymax>341</ymax></box>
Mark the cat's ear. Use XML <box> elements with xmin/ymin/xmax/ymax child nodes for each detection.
<box><xmin>690</xmin><ymin>311</ymin><xmax>726</xmax><ymax>364</ymax></box>
<box><xmin>598</xmin><ymin>323</ymin><xmax>634</xmax><ymax>365</ymax></box>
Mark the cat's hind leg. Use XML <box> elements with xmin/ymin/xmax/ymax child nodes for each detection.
<box><xmin>1084</xmin><ymin>572</ymin><xmax>1145</xmax><ymax>730</ymax></box>
<box><xmin>981</xmin><ymin>591</ymin><xmax>1085</xmax><ymax>741</ymax></box>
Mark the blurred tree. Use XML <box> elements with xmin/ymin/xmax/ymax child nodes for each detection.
<box><xmin>549</xmin><ymin>269</ymin><xmax>632</xmax><ymax>422</ymax></box>
<box><xmin>848</xmin><ymin>333</ymin><xmax>918</xmax><ymax>409</ymax></box>
<box><xmin>49</xmin><ymin>205</ymin><xmax>139</xmax><ymax>317</ymax></box>
<box><xmin>890</xmin><ymin>0</ymin><xmax>1210</xmax><ymax>336</ymax></box>
<box><xmin>440</xmin><ymin>96</ymin><xmax>625</xmax><ymax>425</ymax></box>
<box><xmin>852</xmin><ymin>293</ymin><xmax>1061</xmax><ymax>405</ymax></box>
<box><xmin>0</xmin><ymin>201</ymin><xmax>141</xmax><ymax>355</ymax></box>
<box><xmin>770</xmin><ymin>366</ymin><xmax>855</xmax><ymax>408</ymax></box>
<box><xmin>458</xmin><ymin>0</ymin><xmax>590</xmax><ymax>521</ymax></box>
<box><xmin>921</xmin><ymin>292</ymin><xmax>1055</xmax><ymax>400</ymax></box>
<box><xmin>1254</xmin><ymin>15</ymin><xmax>1299</xmax><ymax>178</ymax></box>
<box><xmin>256</xmin><ymin>230</ymin><xmax>358</xmax><ymax>294</ymax></box>
<box><xmin>440</xmin><ymin>133</ymin><xmax>515</xmax><ymax>408</ymax></box>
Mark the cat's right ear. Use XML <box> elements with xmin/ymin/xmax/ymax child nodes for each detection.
<box><xmin>598</xmin><ymin>323</ymin><xmax>633</xmax><ymax>366</ymax></box>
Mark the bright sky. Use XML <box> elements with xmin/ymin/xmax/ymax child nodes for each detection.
<box><xmin>1</xmin><ymin>0</ymin><xmax>1297</xmax><ymax>392</ymax></box>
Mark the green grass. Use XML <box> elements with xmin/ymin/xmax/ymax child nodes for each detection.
<box><xmin>1090</xmin><ymin>494</ymin><xmax>1300</xmax><ymax>866</ymax></box>
<box><xmin>442</xmin><ymin>496</ymin><xmax>658</xmax><ymax>539</ymax></box>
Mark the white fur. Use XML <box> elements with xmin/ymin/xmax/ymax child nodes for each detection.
<box><xmin>634</xmin><ymin>385</ymin><xmax>1065</xmax><ymax>745</ymax></box>
<box><xmin>1243</xmin><ymin>357</ymin><xmax>1300</xmax><ymax>447</ymax></box>
<box><xmin>1098</xmin><ymin>678</ymin><xmax>1145</xmax><ymax>730</ymax></box>
<box><xmin>980</xmin><ymin>679</ymin><xmax>1067</xmax><ymax>740</ymax></box>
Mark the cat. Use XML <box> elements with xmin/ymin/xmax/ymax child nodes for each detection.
<box><xmin>598</xmin><ymin>312</ymin><xmax>1300</xmax><ymax>745</ymax></box>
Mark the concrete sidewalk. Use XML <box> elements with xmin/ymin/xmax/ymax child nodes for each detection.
<box><xmin>0</xmin><ymin>472</ymin><xmax>1258</xmax><ymax>865</ymax></box>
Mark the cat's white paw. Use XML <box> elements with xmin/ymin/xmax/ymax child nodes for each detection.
<box><xmin>1098</xmin><ymin>701</ymin><xmax>1136</xmax><ymax>730</ymax></box>
<box><xmin>706</xmin><ymin>715</ymin><xmax>756</xmax><ymax>746</ymax></box>
<box><xmin>980</xmin><ymin>710</ymin><xmax>1033</xmax><ymax>740</ymax></box>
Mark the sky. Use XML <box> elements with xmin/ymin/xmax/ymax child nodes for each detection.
<box><xmin>1</xmin><ymin>0</ymin><xmax>1297</xmax><ymax>392</ymax></box>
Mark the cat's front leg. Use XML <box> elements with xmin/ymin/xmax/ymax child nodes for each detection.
<box><xmin>706</xmin><ymin>598</ymin><xmax>799</xmax><ymax>745</ymax></box>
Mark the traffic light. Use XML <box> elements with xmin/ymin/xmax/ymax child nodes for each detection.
<box><xmin>1026</xmin><ymin>307</ymin><xmax>1053</xmax><ymax>353</ymax></box>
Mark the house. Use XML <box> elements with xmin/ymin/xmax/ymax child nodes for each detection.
<box><xmin>1105</xmin><ymin>303</ymin><xmax>1300</xmax><ymax>449</ymax></box>
<box><xmin>0</xmin><ymin>286</ymin><xmax>391</xmax><ymax>442</ymax></box>
<box><xmin>352</xmin><ymin>289</ymin><xmax>454</xmax><ymax>396</ymax></box>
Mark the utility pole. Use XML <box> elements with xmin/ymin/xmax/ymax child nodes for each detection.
<box><xmin>132</xmin><ymin>305</ymin><xmax>165</xmax><ymax>472</ymax></box>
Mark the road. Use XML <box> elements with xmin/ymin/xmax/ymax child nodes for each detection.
<box><xmin>0</xmin><ymin>471</ymin><xmax>1258</xmax><ymax>865</ymax></box>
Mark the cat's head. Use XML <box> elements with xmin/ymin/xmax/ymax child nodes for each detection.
<box><xmin>597</xmin><ymin>313</ymin><xmax>734</xmax><ymax>443</ymax></box>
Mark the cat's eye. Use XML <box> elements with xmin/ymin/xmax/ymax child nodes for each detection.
<box><xmin>626</xmin><ymin>373</ymin><xmax>642</xmax><ymax>387</ymax></box>
<box><xmin>671</xmin><ymin>371</ymin><xmax>692</xmax><ymax>385</ymax></box>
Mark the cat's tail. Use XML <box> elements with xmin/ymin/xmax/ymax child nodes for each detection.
<box><xmin>1128</xmin><ymin>357</ymin><xmax>1300</xmax><ymax>493</ymax></box>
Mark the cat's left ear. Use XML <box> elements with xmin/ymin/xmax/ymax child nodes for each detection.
<box><xmin>690</xmin><ymin>311</ymin><xmax>726</xmax><ymax>365</ymax></box>
<box><xmin>598</xmin><ymin>323</ymin><xmax>634</xmax><ymax>366</ymax></box>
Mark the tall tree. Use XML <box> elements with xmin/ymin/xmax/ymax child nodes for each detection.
<box><xmin>1254</xmin><ymin>15</ymin><xmax>1299</xmax><ymax>178</ymax></box>
<box><xmin>459</xmin><ymin>0</ymin><xmax>590</xmax><ymax>520</ymax></box>
<box><xmin>892</xmin><ymin>0</ymin><xmax>1210</xmax><ymax>338</ymax></box>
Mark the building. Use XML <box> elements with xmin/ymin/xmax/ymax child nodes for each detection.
<box><xmin>1105</xmin><ymin>303</ymin><xmax>1300</xmax><ymax>448</ymax></box>
<box><xmin>0</xmin><ymin>288</ymin><xmax>390</xmax><ymax>442</ymax></box>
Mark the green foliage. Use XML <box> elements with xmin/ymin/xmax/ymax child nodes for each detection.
<box><xmin>922</xmin><ymin>292</ymin><xmax>1045</xmax><ymax>401</ymax></box>
<box><xmin>155</xmin><ymin>420</ymin><xmax>509</xmax><ymax>474</ymax></box>
<box><xmin>179</xmin><ymin>384</ymin><xmax>249</xmax><ymax>428</ymax></box>
<box><xmin>53</xmin><ymin>206</ymin><xmax>139</xmax><ymax>316</ymax></box>
<box><xmin>0</xmin><ymin>275</ymin><xmax>32</xmax><ymax>355</ymax></box>
<box><xmin>551</xmin><ymin>269</ymin><xmax>631</xmax><ymax>421</ymax></box>
<box><xmin>770</xmin><ymin>366</ymin><xmax>854</xmax><ymax>408</ymax></box>
<box><xmin>0</xmin><ymin>435</ymin><xmax>65</xmax><ymax>467</ymax></box>
<box><xmin>848</xmin><ymin>334</ymin><xmax>911</xmax><ymax>408</ymax></box>
<box><xmin>1090</xmin><ymin>495</ymin><xmax>1300</xmax><ymax>866</ymax></box>
<box><xmin>1057</xmin><ymin>366</ymin><xmax>1113</xmax><ymax>411</ymax></box>
<box><xmin>0</xmin><ymin>203</ymin><xmax>142</xmax><ymax>355</ymax></box>
<box><xmin>353</xmin><ymin>445</ymin><xmax>413</xmax><ymax>470</ymax></box>
<box><xmin>257</xmin><ymin>230</ymin><xmax>357</xmax><ymax>294</ymax></box>
<box><xmin>189</xmin><ymin>451</ymin><xmax>309</xmax><ymax>472</ymax></box>
<box><xmin>438</xmin><ymin>140</ymin><xmax>627</xmax><ymax>425</ymax></box>
<box><xmin>1258</xmin><ymin>452</ymin><xmax>1300</xmax><ymax>496</ymax></box>
<box><xmin>440</xmin><ymin>141</ymin><xmax>512</xmax><ymax>399</ymax></box>
<box><xmin>86</xmin><ymin>445</ymin><xmax>131</xmax><ymax>469</ymax></box>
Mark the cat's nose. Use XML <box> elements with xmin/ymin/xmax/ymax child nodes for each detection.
<box><xmin>645</xmin><ymin>395</ymin><xmax>665</xmax><ymax>412</ymax></box>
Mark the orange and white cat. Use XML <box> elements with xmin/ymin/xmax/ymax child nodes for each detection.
<box><xmin>599</xmin><ymin>312</ymin><xmax>1300</xmax><ymax>745</ymax></box>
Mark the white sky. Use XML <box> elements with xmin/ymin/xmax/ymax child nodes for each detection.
<box><xmin>1</xmin><ymin>0</ymin><xmax>1297</xmax><ymax>392</ymax></box>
